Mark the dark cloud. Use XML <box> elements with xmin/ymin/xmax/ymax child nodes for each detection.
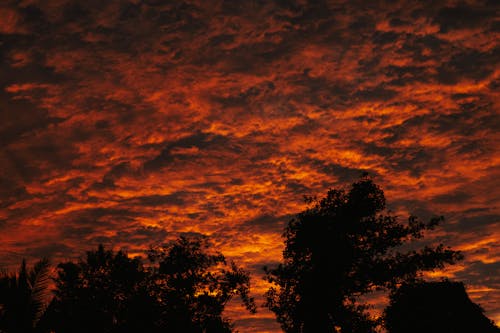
<box><xmin>434</xmin><ymin>4</ymin><xmax>497</xmax><ymax>33</ymax></box>
<box><xmin>456</xmin><ymin>261</ymin><xmax>500</xmax><ymax>289</ymax></box>
<box><xmin>90</xmin><ymin>225</ymin><xmax>169</xmax><ymax>247</ymax></box>
<box><xmin>57</xmin><ymin>208</ymin><xmax>140</xmax><ymax>241</ymax></box>
<box><xmin>353</xmin><ymin>86</ymin><xmax>398</xmax><ymax>102</ymax></box>
<box><xmin>240</xmin><ymin>214</ymin><xmax>289</xmax><ymax>233</ymax></box>
<box><xmin>437</xmin><ymin>48</ymin><xmax>498</xmax><ymax>84</ymax></box>
<box><xmin>432</xmin><ymin>191</ymin><xmax>472</xmax><ymax>205</ymax></box>
<box><xmin>127</xmin><ymin>192</ymin><xmax>190</xmax><ymax>207</ymax></box>
<box><xmin>22</xmin><ymin>242</ymin><xmax>74</xmax><ymax>260</ymax></box>
<box><xmin>0</xmin><ymin>176</ymin><xmax>31</xmax><ymax>207</ymax></box>
<box><xmin>450</xmin><ymin>214</ymin><xmax>500</xmax><ymax>233</ymax></box>
<box><xmin>143</xmin><ymin>132</ymin><xmax>238</xmax><ymax>171</ymax></box>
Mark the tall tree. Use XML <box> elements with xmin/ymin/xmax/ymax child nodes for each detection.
<box><xmin>384</xmin><ymin>280</ymin><xmax>500</xmax><ymax>333</ymax></box>
<box><xmin>264</xmin><ymin>176</ymin><xmax>463</xmax><ymax>333</ymax></box>
<box><xmin>0</xmin><ymin>258</ymin><xmax>51</xmax><ymax>333</ymax></box>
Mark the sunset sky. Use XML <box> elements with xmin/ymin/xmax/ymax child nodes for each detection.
<box><xmin>1</xmin><ymin>0</ymin><xmax>499</xmax><ymax>331</ymax></box>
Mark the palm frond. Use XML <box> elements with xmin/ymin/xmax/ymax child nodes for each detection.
<box><xmin>27</xmin><ymin>258</ymin><xmax>52</xmax><ymax>327</ymax></box>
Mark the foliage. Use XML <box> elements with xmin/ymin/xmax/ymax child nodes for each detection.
<box><xmin>48</xmin><ymin>235</ymin><xmax>255</xmax><ymax>333</ymax></box>
<box><xmin>48</xmin><ymin>245</ymin><xmax>151</xmax><ymax>333</ymax></box>
<box><xmin>0</xmin><ymin>258</ymin><xmax>51</xmax><ymax>333</ymax></box>
<box><xmin>384</xmin><ymin>280</ymin><xmax>500</xmax><ymax>333</ymax></box>
<box><xmin>147</xmin><ymin>235</ymin><xmax>256</xmax><ymax>332</ymax></box>
<box><xmin>264</xmin><ymin>176</ymin><xmax>463</xmax><ymax>333</ymax></box>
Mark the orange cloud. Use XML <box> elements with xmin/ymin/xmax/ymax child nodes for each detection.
<box><xmin>1</xmin><ymin>1</ymin><xmax>499</xmax><ymax>331</ymax></box>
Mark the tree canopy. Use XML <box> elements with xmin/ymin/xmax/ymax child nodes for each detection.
<box><xmin>264</xmin><ymin>176</ymin><xmax>463</xmax><ymax>333</ymax></box>
<box><xmin>147</xmin><ymin>235</ymin><xmax>256</xmax><ymax>332</ymax></box>
<box><xmin>48</xmin><ymin>244</ymin><xmax>150</xmax><ymax>333</ymax></box>
<box><xmin>47</xmin><ymin>235</ymin><xmax>255</xmax><ymax>333</ymax></box>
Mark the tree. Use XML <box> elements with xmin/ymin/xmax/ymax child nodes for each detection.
<box><xmin>384</xmin><ymin>280</ymin><xmax>500</xmax><ymax>333</ymax></box>
<box><xmin>48</xmin><ymin>245</ymin><xmax>155</xmax><ymax>333</ymax></box>
<box><xmin>0</xmin><ymin>258</ymin><xmax>51</xmax><ymax>333</ymax></box>
<box><xmin>147</xmin><ymin>235</ymin><xmax>256</xmax><ymax>332</ymax></box>
<box><xmin>48</xmin><ymin>235</ymin><xmax>255</xmax><ymax>332</ymax></box>
<box><xmin>264</xmin><ymin>176</ymin><xmax>463</xmax><ymax>333</ymax></box>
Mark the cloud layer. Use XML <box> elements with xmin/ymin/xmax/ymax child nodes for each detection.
<box><xmin>1</xmin><ymin>0</ymin><xmax>499</xmax><ymax>330</ymax></box>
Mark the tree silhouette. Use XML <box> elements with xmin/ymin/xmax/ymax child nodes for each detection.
<box><xmin>47</xmin><ymin>235</ymin><xmax>255</xmax><ymax>332</ymax></box>
<box><xmin>147</xmin><ymin>235</ymin><xmax>256</xmax><ymax>332</ymax></box>
<box><xmin>48</xmin><ymin>244</ymin><xmax>153</xmax><ymax>333</ymax></box>
<box><xmin>0</xmin><ymin>258</ymin><xmax>51</xmax><ymax>333</ymax></box>
<box><xmin>384</xmin><ymin>280</ymin><xmax>500</xmax><ymax>333</ymax></box>
<box><xmin>264</xmin><ymin>176</ymin><xmax>463</xmax><ymax>333</ymax></box>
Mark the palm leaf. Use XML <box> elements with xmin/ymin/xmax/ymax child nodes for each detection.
<box><xmin>27</xmin><ymin>258</ymin><xmax>51</xmax><ymax>327</ymax></box>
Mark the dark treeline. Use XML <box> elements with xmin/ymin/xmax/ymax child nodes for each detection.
<box><xmin>0</xmin><ymin>236</ymin><xmax>255</xmax><ymax>333</ymax></box>
<box><xmin>1</xmin><ymin>177</ymin><xmax>498</xmax><ymax>333</ymax></box>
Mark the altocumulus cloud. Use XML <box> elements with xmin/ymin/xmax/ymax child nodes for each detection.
<box><xmin>1</xmin><ymin>0</ymin><xmax>499</xmax><ymax>330</ymax></box>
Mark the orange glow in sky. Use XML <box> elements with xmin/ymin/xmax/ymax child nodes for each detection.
<box><xmin>1</xmin><ymin>1</ymin><xmax>499</xmax><ymax>330</ymax></box>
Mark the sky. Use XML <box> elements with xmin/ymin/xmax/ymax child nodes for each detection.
<box><xmin>0</xmin><ymin>0</ymin><xmax>499</xmax><ymax>331</ymax></box>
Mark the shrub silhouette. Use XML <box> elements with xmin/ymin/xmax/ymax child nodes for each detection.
<box><xmin>384</xmin><ymin>280</ymin><xmax>500</xmax><ymax>333</ymax></box>
<box><xmin>264</xmin><ymin>176</ymin><xmax>463</xmax><ymax>333</ymax></box>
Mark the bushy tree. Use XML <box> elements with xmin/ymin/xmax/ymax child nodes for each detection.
<box><xmin>48</xmin><ymin>235</ymin><xmax>255</xmax><ymax>333</ymax></box>
<box><xmin>264</xmin><ymin>176</ymin><xmax>463</xmax><ymax>333</ymax></box>
<box><xmin>147</xmin><ymin>235</ymin><xmax>256</xmax><ymax>332</ymax></box>
<box><xmin>384</xmin><ymin>280</ymin><xmax>500</xmax><ymax>333</ymax></box>
<box><xmin>49</xmin><ymin>245</ymin><xmax>153</xmax><ymax>333</ymax></box>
